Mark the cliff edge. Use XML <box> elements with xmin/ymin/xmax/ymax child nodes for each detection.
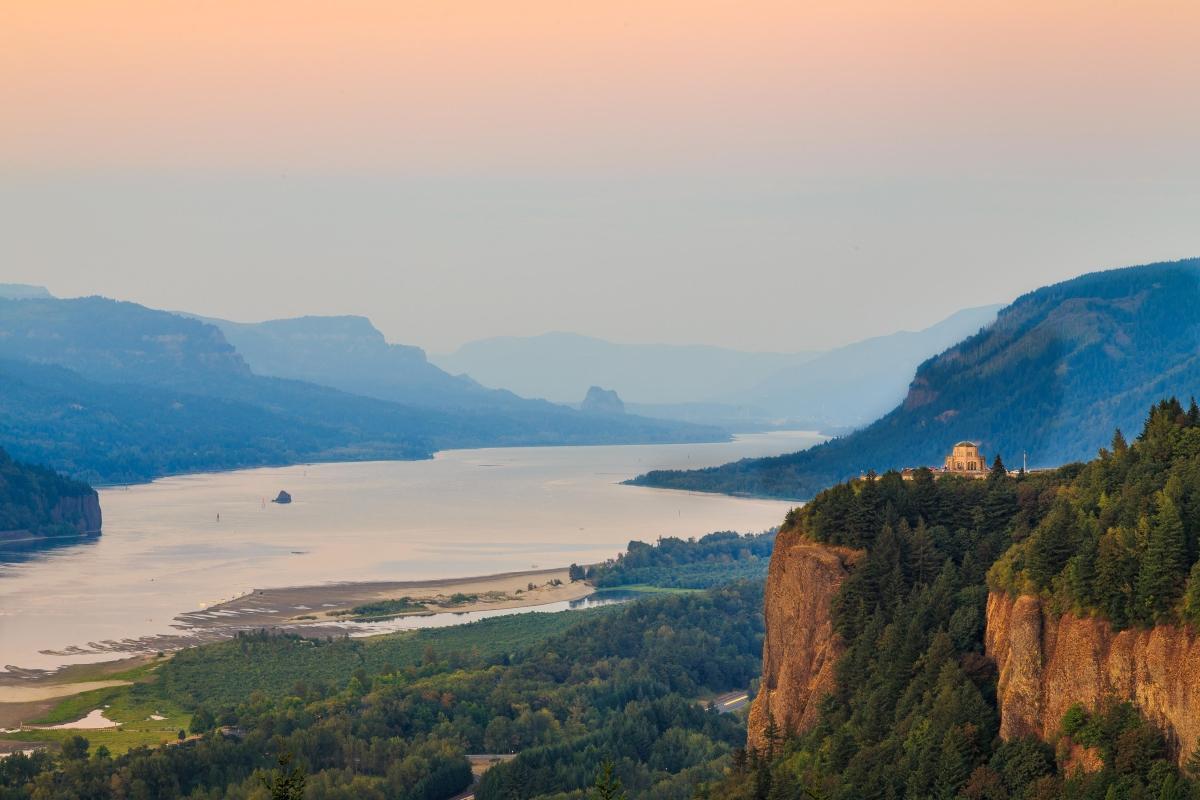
<box><xmin>0</xmin><ymin>446</ymin><xmax>102</xmax><ymax>537</ymax></box>
<box><xmin>986</xmin><ymin>591</ymin><xmax>1200</xmax><ymax>765</ymax></box>
<box><xmin>51</xmin><ymin>492</ymin><xmax>103</xmax><ymax>534</ymax></box>
<box><xmin>747</xmin><ymin>529</ymin><xmax>861</xmax><ymax>750</ymax></box>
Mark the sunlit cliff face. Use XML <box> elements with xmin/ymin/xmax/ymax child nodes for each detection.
<box><xmin>987</xmin><ymin>592</ymin><xmax>1200</xmax><ymax>767</ymax></box>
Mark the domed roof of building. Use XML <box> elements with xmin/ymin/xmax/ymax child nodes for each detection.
<box><xmin>954</xmin><ymin>440</ymin><xmax>978</xmax><ymax>448</ymax></box>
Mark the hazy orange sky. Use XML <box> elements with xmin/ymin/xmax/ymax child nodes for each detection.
<box><xmin>3</xmin><ymin>1</ymin><xmax>1199</xmax><ymax>351</ymax></box>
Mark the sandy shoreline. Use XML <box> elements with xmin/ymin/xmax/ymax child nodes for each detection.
<box><xmin>0</xmin><ymin>566</ymin><xmax>597</xmax><ymax>732</ymax></box>
<box><xmin>169</xmin><ymin>565</ymin><xmax>593</xmax><ymax>637</ymax></box>
<box><xmin>5</xmin><ymin>567</ymin><xmax>593</xmax><ymax>683</ymax></box>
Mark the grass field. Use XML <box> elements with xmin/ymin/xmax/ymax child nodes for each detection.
<box><xmin>9</xmin><ymin>604</ymin><xmax>618</xmax><ymax>757</ymax></box>
<box><xmin>11</xmin><ymin>660</ymin><xmax>192</xmax><ymax>755</ymax></box>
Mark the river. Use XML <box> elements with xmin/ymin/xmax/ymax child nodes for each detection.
<box><xmin>0</xmin><ymin>431</ymin><xmax>821</xmax><ymax>672</ymax></box>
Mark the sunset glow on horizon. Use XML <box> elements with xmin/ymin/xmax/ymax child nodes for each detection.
<box><xmin>6</xmin><ymin>1</ymin><xmax>1199</xmax><ymax>176</ymax></box>
<box><xmin>3</xmin><ymin>1</ymin><xmax>1198</xmax><ymax>352</ymax></box>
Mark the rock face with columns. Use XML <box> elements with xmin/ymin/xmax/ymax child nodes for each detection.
<box><xmin>746</xmin><ymin>530</ymin><xmax>861</xmax><ymax>751</ymax></box>
<box><xmin>986</xmin><ymin>590</ymin><xmax>1200</xmax><ymax>768</ymax></box>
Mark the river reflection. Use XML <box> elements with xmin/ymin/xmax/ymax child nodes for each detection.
<box><xmin>0</xmin><ymin>532</ymin><xmax>100</xmax><ymax>567</ymax></box>
<box><xmin>0</xmin><ymin>431</ymin><xmax>821</xmax><ymax>671</ymax></box>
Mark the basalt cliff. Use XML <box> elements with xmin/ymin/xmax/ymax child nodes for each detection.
<box><xmin>986</xmin><ymin>591</ymin><xmax>1200</xmax><ymax>765</ymax></box>
<box><xmin>0</xmin><ymin>446</ymin><xmax>102</xmax><ymax>538</ymax></box>
<box><xmin>747</xmin><ymin>530</ymin><xmax>860</xmax><ymax>750</ymax></box>
<box><xmin>748</xmin><ymin>537</ymin><xmax>1200</xmax><ymax>766</ymax></box>
<box><xmin>50</xmin><ymin>491</ymin><xmax>103</xmax><ymax>534</ymax></box>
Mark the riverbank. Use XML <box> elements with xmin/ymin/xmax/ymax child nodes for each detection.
<box><xmin>0</xmin><ymin>567</ymin><xmax>594</xmax><ymax>746</ymax></box>
<box><xmin>3</xmin><ymin>434</ymin><xmax>810</xmax><ymax>672</ymax></box>
<box><xmin>183</xmin><ymin>566</ymin><xmax>593</xmax><ymax>629</ymax></box>
<box><xmin>21</xmin><ymin>566</ymin><xmax>593</xmax><ymax>669</ymax></box>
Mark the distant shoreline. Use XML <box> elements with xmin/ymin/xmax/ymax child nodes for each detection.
<box><xmin>86</xmin><ymin>429</ymin><xmax>827</xmax><ymax>490</ymax></box>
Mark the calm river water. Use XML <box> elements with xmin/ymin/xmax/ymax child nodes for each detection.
<box><xmin>0</xmin><ymin>431</ymin><xmax>821</xmax><ymax>672</ymax></box>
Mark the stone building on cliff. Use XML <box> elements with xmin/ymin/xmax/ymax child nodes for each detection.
<box><xmin>944</xmin><ymin>441</ymin><xmax>987</xmax><ymax>476</ymax></box>
<box><xmin>896</xmin><ymin>440</ymin><xmax>996</xmax><ymax>481</ymax></box>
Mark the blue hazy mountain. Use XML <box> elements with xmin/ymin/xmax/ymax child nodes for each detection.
<box><xmin>631</xmin><ymin>258</ymin><xmax>1200</xmax><ymax>499</ymax></box>
<box><xmin>201</xmin><ymin>312</ymin><xmax>723</xmax><ymax>434</ymax></box>
<box><xmin>0</xmin><ymin>284</ymin><xmax>53</xmax><ymax>300</ymax></box>
<box><xmin>733</xmin><ymin>304</ymin><xmax>1001</xmax><ymax>427</ymax></box>
<box><xmin>435</xmin><ymin>306</ymin><xmax>1000</xmax><ymax>430</ymax></box>
<box><xmin>434</xmin><ymin>332</ymin><xmax>821</xmax><ymax>407</ymax></box>
<box><xmin>0</xmin><ymin>297</ymin><xmax>723</xmax><ymax>482</ymax></box>
<box><xmin>201</xmin><ymin>314</ymin><xmax>538</xmax><ymax>411</ymax></box>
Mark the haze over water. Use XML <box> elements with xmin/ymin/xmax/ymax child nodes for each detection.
<box><xmin>0</xmin><ymin>431</ymin><xmax>820</xmax><ymax>672</ymax></box>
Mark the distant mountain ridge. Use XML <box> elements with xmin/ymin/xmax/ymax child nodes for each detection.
<box><xmin>198</xmin><ymin>314</ymin><xmax>495</xmax><ymax>409</ymax></box>
<box><xmin>631</xmin><ymin>258</ymin><xmax>1200</xmax><ymax>499</ymax></box>
<box><xmin>734</xmin><ymin>304</ymin><xmax>1001</xmax><ymax>427</ymax></box>
<box><xmin>434</xmin><ymin>331</ymin><xmax>820</xmax><ymax>406</ymax></box>
<box><xmin>199</xmin><ymin>311</ymin><xmax>719</xmax><ymax>436</ymax></box>
<box><xmin>0</xmin><ymin>297</ymin><xmax>723</xmax><ymax>482</ymax></box>
<box><xmin>434</xmin><ymin>307</ymin><xmax>1000</xmax><ymax>430</ymax></box>
<box><xmin>0</xmin><ymin>284</ymin><xmax>53</xmax><ymax>300</ymax></box>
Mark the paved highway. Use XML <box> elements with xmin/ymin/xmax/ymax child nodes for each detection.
<box><xmin>711</xmin><ymin>690</ymin><xmax>750</xmax><ymax>713</ymax></box>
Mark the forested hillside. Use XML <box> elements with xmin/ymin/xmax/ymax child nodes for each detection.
<box><xmin>632</xmin><ymin>258</ymin><xmax>1200</xmax><ymax>499</ymax></box>
<box><xmin>990</xmin><ymin>397</ymin><xmax>1200</xmax><ymax>630</ymax></box>
<box><xmin>0</xmin><ymin>446</ymin><xmax>99</xmax><ymax>535</ymax></box>
<box><xmin>0</xmin><ymin>297</ymin><xmax>723</xmax><ymax>482</ymax></box>
<box><xmin>709</xmin><ymin>399</ymin><xmax>1200</xmax><ymax>800</ymax></box>
<box><xmin>587</xmin><ymin>530</ymin><xmax>775</xmax><ymax>589</ymax></box>
<box><xmin>0</xmin><ymin>581</ymin><xmax>765</xmax><ymax>799</ymax></box>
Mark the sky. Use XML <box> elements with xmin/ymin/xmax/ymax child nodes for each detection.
<box><xmin>2</xmin><ymin>1</ymin><xmax>1198</xmax><ymax>354</ymax></box>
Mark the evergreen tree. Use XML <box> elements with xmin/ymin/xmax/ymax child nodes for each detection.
<box><xmin>1186</xmin><ymin>737</ymin><xmax>1200</xmax><ymax>779</ymax></box>
<box><xmin>732</xmin><ymin>747</ymin><xmax>749</xmax><ymax>774</ymax></box>
<box><xmin>1026</xmin><ymin>502</ymin><xmax>1078</xmax><ymax>588</ymax></box>
<box><xmin>849</xmin><ymin>476</ymin><xmax>883</xmax><ymax>548</ymax></box>
<box><xmin>1112</xmin><ymin>428</ymin><xmax>1129</xmax><ymax>456</ymax></box>
<box><xmin>1135</xmin><ymin>493</ymin><xmax>1189</xmax><ymax>623</ymax></box>
<box><xmin>981</xmin><ymin>475</ymin><xmax>1018</xmax><ymax>536</ymax></box>
<box><xmin>763</xmin><ymin>710</ymin><xmax>782</xmax><ymax>760</ymax></box>
<box><xmin>905</xmin><ymin>519</ymin><xmax>940</xmax><ymax>586</ymax></box>
<box><xmin>591</xmin><ymin>760</ymin><xmax>627</xmax><ymax>800</ymax></box>
<box><xmin>754</xmin><ymin>752</ymin><xmax>773</xmax><ymax>800</ymax></box>
<box><xmin>988</xmin><ymin>455</ymin><xmax>1007</xmax><ymax>481</ymax></box>
<box><xmin>934</xmin><ymin>727</ymin><xmax>971</xmax><ymax>800</ymax></box>
<box><xmin>262</xmin><ymin>753</ymin><xmax>306</xmax><ymax>800</ymax></box>
<box><xmin>1179</xmin><ymin>561</ymin><xmax>1200</xmax><ymax>627</ymax></box>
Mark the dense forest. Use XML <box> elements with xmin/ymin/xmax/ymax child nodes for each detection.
<box><xmin>586</xmin><ymin>530</ymin><xmax>775</xmax><ymax>589</ymax></box>
<box><xmin>0</xmin><ymin>537</ymin><xmax>767</xmax><ymax>800</ymax></box>
<box><xmin>0</xmin><ymin>446</ymin><xmax>97</xmax><ymax>534</ymax></box>
<box><xmin>13</xmin><ymin>402</ymin><xmax>1200</xmax><ymax>798</ymax></box>
<box><xmin>631</xmin><ymin>258</ymin><xmax>1200</xmax><ymax>500</ymax></box>
<box><xmin>990</xmin><ymin>398</ymin><xmax>1200</xmax><ymax>629</ymax></box>
<box><xmin>706</xmin><ymin>399</ymin><xmax>1200</xmax><ymax>800</ymax></box>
